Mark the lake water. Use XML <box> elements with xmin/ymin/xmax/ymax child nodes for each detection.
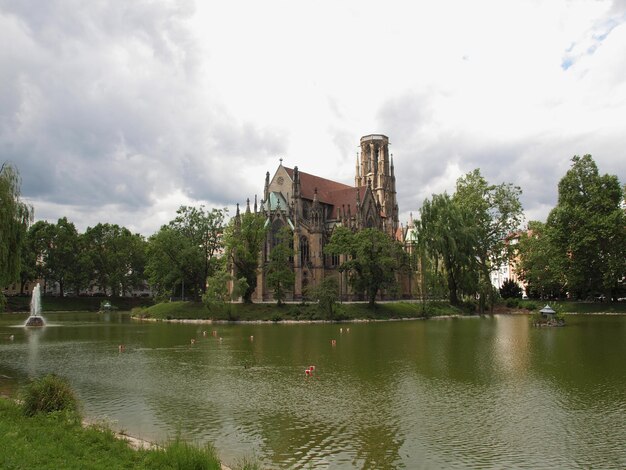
<box><xmin>1</xmin><ymin>312</ymin><xmax>624</xmax><ymax>469</ymax></box>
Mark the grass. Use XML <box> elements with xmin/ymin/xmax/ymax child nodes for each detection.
<box><xmin>0</xmin><ymin>394</ymin><xmax>258</xmax><ymax>470</ymax></box>
<box><xmin>134</xmin><ymin>299</ymin><xmax>465</xmax><ymax>322</ymax></box>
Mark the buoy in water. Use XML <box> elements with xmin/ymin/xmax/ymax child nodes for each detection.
<box><xmin>9</xmin><ymin>335</ymin><xmax>14</xmax><ymax>341</ymax></box>
<box><xmin>309</xmin><ymin>365</ymin><xmax>315</xmax><ymax>372</ymax></box>
<box><xmin>331</xmin><ymin>339</ymin><xmax>337</xmax><ymax>346</ymax></box>
<box><xmin>191</xmin><ymin>338</ymin><xmax>196</xmax><ymax>344</ymax></box>
<box><xmin>202</xmin><ymin>331</ymin><xmax>207</xmax><ymax>337</ymax></box>
<box><xmin>340</xmin><ymin>327</ymin><xmax>343</xmax><ymax>333</ymax></box>
<box><xmin>118</xmin><ymin>344</ymin><xmax>125</xmax><ymax>352</ymax></box>
<box><xmin>250</xmin><ymin>335</ymin><xmax>254</xmax><ymax>341</ymax></box>
<box><xmin>212</xmin><ymin>330</ymin><xmax>217</xmax><ymax>337</ymax></box>
<box><xmin>219</xmin><ymin>337</ymin><xmax>223</xmax><ymax>342</ymax></box>
<box><xmin>346</xmin><ymin>328</ymin><xmax>350</xmax><ymax>333</ymax></box>
<box><xmin>305</xmin><ymin>369</ymin><xmax>311</xmax><ymax>376</ymax></box>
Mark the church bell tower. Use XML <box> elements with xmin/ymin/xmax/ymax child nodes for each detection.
<box><xmin>355</xmin><ymin>134</ymin><xmax>399</xmax><ymax>237</ymax></box>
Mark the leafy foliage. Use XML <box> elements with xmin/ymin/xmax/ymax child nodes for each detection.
<box><xmin>0</xmin><ymin>163</ymin><xmax>33</xmax><ymax>308</ymax></box>
<box><xmin>417</xmin><ymin>170</ymin><xmax>523</xmax><ymax>311</ymax></box>
<box><xmin>224</xmin><ymin>210</ymin><xmax>266</xmax><ymax>303</ymax></box>
<box><xmin>306</xmin><ymin>276</ymin><xmax>339</xmax><ymax>319</ymax></box>
<box><xmin>499</xmin><ymin>278</ymin><xmax>523</xmax><ymax>299</ymax></box>
<box><xmin>326</xmin><ymin>227</ymin><xmax>404</xmax><ymax>306</ymax></box>
<box><xmin>265</xmin><ymin>226</ymin><xmax>294</xmax><ymax>305</ymax></box>
<box><xmin>145</xmin><ymin>206</ymin><xmax>225</xmax><ymax>300</ymax></box>
<box><xmin>546</xmin><ymin>155</ymin><xmax>625</xmax><ymax>300</ymax></box>
<box><xmin>21</xmin><ymin>374</ymin><xmax>79</xmax><ymax>418</ymax></box>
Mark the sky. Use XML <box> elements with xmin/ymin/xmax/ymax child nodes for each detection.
<box><xmin>2</xmin><ymin>0</ymin><xmax>625</xmax><ymax>236</ymax></box>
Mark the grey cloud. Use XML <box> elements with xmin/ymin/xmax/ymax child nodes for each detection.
<box><xmin>0</xmin><ymin>1</ymin><xmax>285</xmax><ymax>232</ymax></box>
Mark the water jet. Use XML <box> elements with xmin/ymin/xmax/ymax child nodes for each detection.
<box><xmin>25</xmin><ymin>283</ymin><xmax>45</xmax><ymax>327</ymax></box>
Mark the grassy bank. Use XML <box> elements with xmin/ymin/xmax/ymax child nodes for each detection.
<box><xmin>4</xmin><ymin>295</ymin><xmax>154</xmax><ymax>313</ymax></box>
<box><xmin>136</xmin><ymin>298</ymin><xmax>626</xmax><ymax>322</ymax></box>
<box><xmin>505</xmin><ymin>299</ymin><xmax>626</xmax><ymax>314</ymax></box>
<box><xmin>135</xmin><ymin>300</ymin><xmax>465</xmax><ymax>322</ymax></box>
<box><xmin>0</xmin><ymin>390</ymin><xmax>257</xmax><ymax>470</ymax></box>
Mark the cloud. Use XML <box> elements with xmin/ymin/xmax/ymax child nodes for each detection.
<box><xmin>0</xmin><ymin>1</ymin><xmax>285</xmax><ymax>233</ymax></box>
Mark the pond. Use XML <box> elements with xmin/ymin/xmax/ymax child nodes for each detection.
<box><xmin>1</xmin><ymin>312</ymin><xmax>625</xmax><ymax>469</ymax></box>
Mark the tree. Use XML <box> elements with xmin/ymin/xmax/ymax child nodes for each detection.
<box><xmin>0</xmin><ymin>163</ymin><xmax>33</xmax><ymax>308</ymax></box>
<box><xmin>306</xmin><ymin>276</ymin><xmax>339</xmax><ymax>319</ymax></box>
<box><xmin>223</xmin><ymin>209</ymin><xmax>266</xmax><ymax>303</ymax></box>
<box><xmin>454</xmin><ymin>169</ymin><xmax>523</xmax><ymax>313</ymax></box>
<box><xmin>84</xmin><ymin>223</ymin><xmax>145</xmax><ymax>297</ymax></box>
<box><xmin>326</xmin><ymin>227</ymin><xmax>403</xmax><ymax>306</ymax></box>
<box><xmin>517</xmin><ymin>221</ymin><xmax>566</xmax><ymax>299</ymax></box>
<box><xmin>416</xmin><ymin>193</ymin><xmax>476</xmax><ymax>306</ymax></box>
<box><xmin>499</xmin><ymin>278</ymin><xmax>523</xmax><ymax>299</ymax></box>
<box><xmin>45</xmin><ymin>218</ymin><xmax>81</xmax><ymax>297</ymax></box>
<box><xmin>145</xmin><ymin>206</ymin><xmax>225</xmax><ymax>301</ymax></box>
<box><xmin>546</xmin><ymin>155</ymin><xmax>626</xmax><ymax>299</ymax></box>
<box><xmin>265</xmin><ymin>226</ymin><xmax>294</xmax><ymax>305</ymax></box>
<box><xmin>169</xmin><ymin>206</ymin><xmax>226</xmax><ymax>294</ymax></box>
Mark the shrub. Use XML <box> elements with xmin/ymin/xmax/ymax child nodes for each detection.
<box><xmin>21</xmin><ymin>374</ymin><xmax>79</xmax><ymax>418</ymax></box>
<box><xmin>505</xmin><ymin>299</ymin><xmax>519</xmax><ymax>308</ymax></box>
<box><xmin>499</xmin><ymin>279</ymin><xmax>523</xmax><ymax>299</ymax></box>
<box><xmin>524</xmin><ymin>302</ymin><xmax>537</xmax><ymax>311</ymax></box>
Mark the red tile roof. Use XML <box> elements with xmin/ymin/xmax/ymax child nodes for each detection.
<box><xmin>284</xmin><ymin>167</ymin><xmax>351</xmax><ymax>203</ymax></box>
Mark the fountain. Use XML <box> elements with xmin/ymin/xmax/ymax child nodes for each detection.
<box><xmin>25</xmin><ymin>283</ymin><xmax>45</xmax><ymax>327</ymax></box>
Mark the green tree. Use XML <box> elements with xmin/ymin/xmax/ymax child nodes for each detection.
<box><xmin>546</xmin><ymin>155</ymin><xmax>626</xmax><ymax>299</ymax></box>
<box><xmin>306</xmin><ymin>276</ymin><xmax>339</xmax><ymax>319</ymax></box>
<box><xmin>0</xmin><ymin>163</ymin><xmax>33</xmax><ymax>308</ymax></box>
<box><xmin>265</xmin><ymin>226</ymin><xmax>294</xmax><ymax>305</ymax></box>
<box><xmin>84</xmin><ymin>223</ymin><xmax>146</xmax><ymax>297</ymax></box>
<box><xmin>45</xmin><ymin>218</ymin><xmax>81</xmax><ymax>297</ymax></box>
<box><xmin>517</xmin><ymin>221</ymin><xmax>565</xmax><ymax>299</ymax></box>
<box><xmin>326</xmin><ymin>227</ymin><xmax>403</xmax><ymax>306</ymax></box>
<box><xmin>499</xmin><ymin>278</ymin><xmax>523</xmax><ymax>299</ymax></box>
<box><xmin>416</xmin><ymin>193</ymin><xmax>476</xmax><ymax>306</ymax></box>
<box><xmin>454</xmin><ymin>169</ymin><xmax>523</xmax><ymax>313</ymax></box>
<box><xmin>223</xmin><ymin>209</ymin><xmax>266</xmax><ymax>303</ymax></box>
<box><xmin>170</xmin><ymin>206</ymin><xmax>226</xmax><ymax>294</ymax></box>
<box><xmin>145</xmin><ymin>206</ymin><xmax>225</xmax><ymax>301</ymax></box>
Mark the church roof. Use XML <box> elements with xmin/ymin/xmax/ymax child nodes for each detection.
<box><xmin>326</xmin><ymin>186</ymin><xmax>366</xmax><ymax>219</ymax></box>
<box><xmin>284</xmin><ymin>167</ymin><xmax>352</xmax><ymax>204</ymax></box>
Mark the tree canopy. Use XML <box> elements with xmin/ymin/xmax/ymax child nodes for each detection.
<box><xmin>0</xmin><ymin>163</ymin><xmax>32</xmax><ymax>307</ymax></box>
<box><xmin>223</xmin><ymin>209</ymin><xmax>266</xmax><ymax>303</ymax></box>
<box><xmin>537</xmin><ymin>155</ymin><xmax>625</xmax><ymax>299</ymax></box>
<box><xmin>326</xmin><ymin>226</ymin><xmax>404</xmax><ymax>306</ymax></box>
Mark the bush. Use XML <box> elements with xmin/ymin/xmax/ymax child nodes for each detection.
<box><xmin>21</xmin><ymin>374</ymin><xmax>79</xmax><ymax>418</ymax></box>
<box><xmin>499</xmin><ymin>279</ymin><xmax>523</xmax><ymax>299</ymax></box>
<box><xmin>505</xmin><ymin>299</ymin><xmax>519</xmax><ymax>308</ymax></box>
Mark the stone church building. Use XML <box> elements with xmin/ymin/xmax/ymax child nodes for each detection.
<box><xmin>242</xmin><ymin>134</ymin><xmax>402</xmax><ymax>301</ymax></box>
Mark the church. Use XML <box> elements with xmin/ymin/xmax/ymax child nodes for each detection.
<box><xmin>243</xmin><ymin>134</ymin><xmax>404</xmax><ymax>301</ymax></box>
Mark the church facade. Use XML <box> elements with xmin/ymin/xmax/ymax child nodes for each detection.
<box><xmin>245</xmin><ymin>134</ymin><xmax>402</xmax><ymax>301</ymax></box>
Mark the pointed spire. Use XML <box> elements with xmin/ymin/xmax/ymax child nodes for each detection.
<box><xmin>254</xmin><ymin>194</ymin><xmax>258</xmax><ymax>213</ymax></box>
<box><xmin>264</xmin><ymin>171</ymin><xmax>270</xmax><ymax>201</ymax></box>
<box><xmin>246</xmin><ymin>198</ymin><xmax>251</xmax><ymax>214</ymax></box>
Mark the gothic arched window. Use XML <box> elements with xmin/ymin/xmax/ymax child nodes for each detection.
<box><xmin>300</xmin><ymin>236</ymin><xmax>310</xmax><ymax>265</ymax></box>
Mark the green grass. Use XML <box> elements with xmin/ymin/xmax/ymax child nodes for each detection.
<box><xmin>509</xmin><ymin>299</ymin><xmax>626</xmax><ymax>314</ymax></box>
<box><xmin>135</xmin><ymin>300</ymin><xmax>464</xmax><ymax>322</ymax></box>
<box><xmin>0</xmin><ymin>396</ymin><xmax>257</xmax><ymax>470</ymax></box>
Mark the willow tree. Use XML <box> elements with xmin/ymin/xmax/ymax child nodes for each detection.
<box><xmin>417</xmin><ymin>193</ymin><xmax>476</xmax><ymax>306</ymax></box>
<box><xmin>0</xmin><ymin>163</ymin><xmax>33</xmax><ymax>308</ymax></box>
<box><xmin>454</xmin><ymin>169</ymin><xmax>523</xmax><ymax>312</ymax></box>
